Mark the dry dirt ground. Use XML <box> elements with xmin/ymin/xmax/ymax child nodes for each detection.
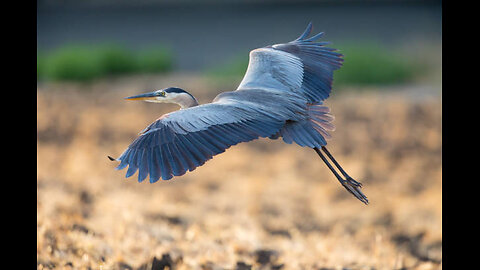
<box><xmin>37</xmin><ymin>75</ymin><xmax>442</xmax><ymax>270</ymax></box>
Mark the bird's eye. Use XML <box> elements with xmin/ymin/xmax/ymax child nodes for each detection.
<box><xmin>159</xmin><ymin>91</ymin><xmax>166</xmax><ymax>96</ymax></box>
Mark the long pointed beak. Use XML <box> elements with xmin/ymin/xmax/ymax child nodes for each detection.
<box><xmin>124</xmin><ymin>91</ymin><xmax>158</xmax><ymax>101</ymax></box>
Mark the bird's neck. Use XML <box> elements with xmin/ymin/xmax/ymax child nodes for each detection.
<box><xmin>171</xmin><ymin>93</ymin><xmax>199</xmax><ymax>109</ymax></box>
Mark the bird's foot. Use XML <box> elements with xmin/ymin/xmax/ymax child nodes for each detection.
<box><xmin>341</xmin><ymin>178</ymin><xmax>369</xmax><ymax>205</ymax></box>
<box><xmin>346</xmin><ymin>176</ymin><xmax>363</xmax><ymax>188</ymax></box>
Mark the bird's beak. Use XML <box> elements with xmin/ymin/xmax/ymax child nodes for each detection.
<box><xmin>124</xmin><ymin>91</ymin><xmax>158</xmax><ymax>101</ymax></box>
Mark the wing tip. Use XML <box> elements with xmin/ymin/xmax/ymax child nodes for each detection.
<box><xmin>295</xmin><ymin>22</ymin><xmax>313</xmax><ymax>41</ymax></box>
<box><xmin>304</xmin><ymin>32</ymin><xmax>325</xmax><ymax>42</ymax></box>
<box><xmin>294</xmin><ymin>22</ymin><xmax>328</xmax><ymax>43</ymax></box>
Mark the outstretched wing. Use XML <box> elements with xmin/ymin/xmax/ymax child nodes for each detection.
<box><xmin>112</xmin><ymin>95</ymin><xmax>290</xmax><ymax>183</ymax></box>
<box><xmin>237</xmin><ymin>22</ymin><xmax>343</xmax><ymax>103</ymax></box>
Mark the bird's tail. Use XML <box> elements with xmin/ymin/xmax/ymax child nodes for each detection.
<box><xmin>276</xmin><ymin>102</ymin><xmax>335</xmax><ymax>148</ymax></box>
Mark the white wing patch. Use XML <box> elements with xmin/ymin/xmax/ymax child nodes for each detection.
<box><xmin>237</xmin><ymin>48</ymin><xmax>303</xmax><ymax>92</ymax></box>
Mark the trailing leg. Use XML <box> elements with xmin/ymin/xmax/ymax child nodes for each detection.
<box><xmin>314</xmin><ymin>147</ymin><xmax>368</xmax><ymax>205</ymax></box>
<box><xmin>321</xmin><ymin>146</ymin><xmax>363</xmax><ymax>188</ymax></box>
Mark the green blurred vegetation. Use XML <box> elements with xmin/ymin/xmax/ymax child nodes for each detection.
<box><xmin>38</xmin><ymin>42</ymin><xmax>427</xmax><ymax>86</ymax></box>
<box><xmin>37</xmin><ymin>44</ymin><xmax>174</xmax><ymax>82</ymax></box>
<box><xmin>206</xmin><ymin>55</ymin><xmax>249</xmax><ymax>78</ymax></box>
<box><xmin>333</xmin><ymin>43</ymin><xmax>423</xmax><ymax>87</ymax></box>
<box><xmin>207</xmin><ymin>43</ymin><xmax>425</xmax><ymax>87</ymax></box>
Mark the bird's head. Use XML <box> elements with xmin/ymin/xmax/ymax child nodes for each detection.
<box><xmin>124</xmin><ymin>87</ymin><xmax>199</xmax><ymax>109</ymax></box>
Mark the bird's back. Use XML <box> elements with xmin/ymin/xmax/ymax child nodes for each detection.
<box><xmin>213</xmin><ymin>88</ymin><xmax>307</xmax><ymax>120</ymax></box>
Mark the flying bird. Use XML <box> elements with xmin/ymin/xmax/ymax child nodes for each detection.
<box><xmin>109</xmin><ymin>23</ymin><xmax>368</xmax><ymax>204</ymax></box>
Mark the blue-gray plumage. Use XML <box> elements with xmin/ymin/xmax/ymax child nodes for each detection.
<box><xmin>109</xmin><ymin>23</ymin><xmax>368</xmax><ymax>204</ymax></box>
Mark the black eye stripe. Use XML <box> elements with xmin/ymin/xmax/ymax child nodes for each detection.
<box><xmin>164</xmin><ymin>87</ymin><xmax>195</xmax><ymax>100</ymax></box>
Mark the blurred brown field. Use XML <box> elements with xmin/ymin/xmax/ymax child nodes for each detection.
<box><xmin>37</xmin><ymin>75</ymin><xmax>441</xmax><ymax>270</ymax></box>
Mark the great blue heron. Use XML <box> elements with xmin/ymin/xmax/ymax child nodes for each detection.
<box><xmin>109</xmin><ymin>23</ymin><xmax>368</xmax><ymax>204</ymax></box>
